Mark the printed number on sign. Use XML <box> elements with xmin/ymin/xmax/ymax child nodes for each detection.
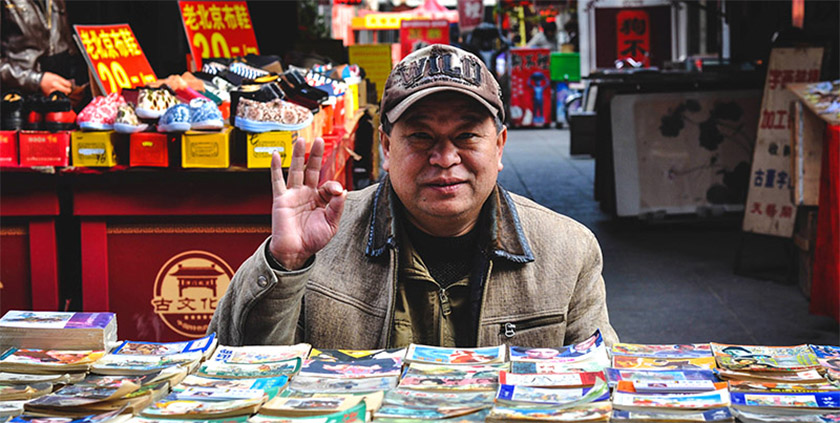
<box><xmin>97</xmin><ymin>61</ymin><xmax>131</xmax><ymax>93</ymax></box>
<box><xmin>193</xmin><ymin>33</ymin><xmax>231</xmax><ymax>58</ymax></box>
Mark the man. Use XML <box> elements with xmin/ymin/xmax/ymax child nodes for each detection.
<box><xmin>208</xmin><ymin>44</ymin><xmax>617</xmax><ymax>348</ymax></box>
<box><xmin>526</xmin><ymin>21</ymin><xmax>558</xmax><ymax>51</ymax></box>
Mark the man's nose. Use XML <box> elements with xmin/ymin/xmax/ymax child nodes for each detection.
<box><xmin>428</xmin><ymin>139</ymin><xmax>461</xmax><ymax>168</ymax></box>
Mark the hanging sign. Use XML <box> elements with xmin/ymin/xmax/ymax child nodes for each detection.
<box><xmin>74</xmin><ymin>24</ymin><xmax>157</xmax><ymax>95</ymax></box>
<box><xmin>399</xmin><ymin>20</ymin><xmax>450</xmax><ymax>60</ymax></box>
<box><xmin>348</xmin><ymin>44</ymin><xmax>393</xmax><ymax>102</ymax></box>
<box><xmin>178</xmin><ymin>1</ymin><xmax>260</xmax><ymax>69</ymax></box>
<box><xmin>458</xmin><ymin>0</ymin><xmax>483</xmax><ymax>33</ymax></box>
<box><xmin>743</xmin><ymin>47</ymin><xmax>824</xmax><ymax>237</ymax></box>
<box><xmin>616</xmin><ymin>10</ymin><xmax>650</xmax><ymax>67</ymax></box>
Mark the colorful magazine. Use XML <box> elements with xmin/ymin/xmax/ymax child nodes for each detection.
<box><xmin>374</xmin><ymin>404</ymin><xmax>488</xmax><ymax>420</ymax></box>
<box><xmin>397</xmin><ymin>376</ymin><xmax>497</xmax><ymax>391</ymax></box>
<box><xmin>611</xmin><ymin>407</ymin><xmax>733</xmax><ymax>422</ymax></box>
<box><xmin>499</xmin><ymin>370</ymin><xmax>605</xmax><ymax>388</ymax></box>
<box><xmin>197</xmin><ymin>357</ymin><xmax>301</xmax><ymax>379</ymax></box>
<box><xmin>260</xmin><ymin>395</ymin><xmax>364</xmax><ymax>417</ymax></box>
<box><xmin>210</xmin><ymin>345</ymin><xmax>311</xmax><ymax>364</ymax></box>
<box><xmin>289</xmin><ymin>376</ymin><xmax>397</xmax><ymax>393</ymax></box>
<box><xmin>495</xmin><ymin>380</ymin><xmax>610</xmax><ymax>407</ymax></box>
<box><xmin>612</xmin><ymin>389</ymin><xmax>731</xmax><ymax>410</ymax></box>
<box><xmin>615</xmin><ymin>380</ymin><xmax>726</xmax><ymax>394</ymax></box>
<box><xmin>487</xmin><ymin>402</ymin><xmax>612</xmax><ymax>422</ymax></box>
<box><xmin>176</xmin><ymin>375</ymin><xmax>289</xmax><ymax>398</ymax></box>
<box><xmin>91</xmin><ymin>352</ymin><xmax>202</xmax><ymax>375</ymax></box>
<box><xmin>141</xmin><ymin>395</ymin><xmax>265</xmax><ymax>418</ymax></box>
<box><xmin>730</xmin><ymin>391</ymin><xmax>840</xmax><ymax>410</ymax></box>
<box><xmin>811</xmin><ymin>345</ymin><xmax>840</xmax><ymax>377</ymax></box>
<box><xmin>247</xmin><ymin>401</ymin><xmax>366</xmax><ymax>423</ymax></box>
<box><xmin>0</xmin><ymin>311</ymin><xmax>114</xmax><ymax>330</ymax></box>
<box><xmin>0</xmin><ymin>382</ymin><xmax>52</xmax><ymax>401</ymax></box>
<box><xmin>605</xmin><ymin>368</ymin><xmax>719</xmax><ymax>387</ymax></box>
<box><xmin>729</xmin><ymin>381</ymin><xmax>840</xmax><ymax>393</ymax></box>
<box><xmin>611</xmin><ymin>343</ymin><xmax>713</xmax><ymax>358</ymax></box>
<box><xmin>732</xmin><ymin>408</ymin><xmax>840</xmax><ymax>423</ymax></box>
<box><xmin>380</xmin><ymin>389</ymin><xmax>493</xmax><ymax>409</ymax></box>
<box><xmin>715</xmin><ymin>368</ymin><xmax>826</xmax><ymax>383</ymax></box>
<box><xmin>307</xmin><ymin>348</ymin><xmax>405</xmax><ymax>362</ymax></box>
<box><xmin>128</xmin><ymin>417</ymin><xmax>250</xmax><ymax>423</ymax></box>
<box><xmin>24</xmin><ymin>382</ymin><xmax>139</xmax><ymax>408</ymax></box>
<box><xmin>404</xmin><ymin>344</ymin><xmax>505</xmax><ymax>365</ymax></box>
<box><xmin>112</xmin><ymin>334</ymin><xmax>216</xmax><ymax>357</ymax></box>
<box><xmin>11</xmin><ymin>407</ymin><xmax>126</xmax><ymax>423</ymax></box>
<box><xmin>710</xmin><ymin>343</ymin><xmax>820</xmax><ymax>372</ymax></box>
<box><xmin>508</xmin><ymin>331</ymin><xmax>606</xmax><ymax>363</ymax></box>
<box><xmin>0</xmin><ymin>349</ymin><xmax>105</xmax><ymax>372</ymax></box>
<box><xmin>299</xmin><ymin>358</ymin><xmax>402</xmax><ymax>378</ymax></box>
<box><xmin>612</xmin><ymin>355</ymin><xmax>718</xmax><ymax>370</ymax></box>
<box><xmin>0</xmin><ymin>372</ymin><xmax>75</xmax><ymax>384</ymax></box>
<box><xmin>511</xmin><ymin>360</ymin><xmax>607</xmax><ymax>374</ymax></box>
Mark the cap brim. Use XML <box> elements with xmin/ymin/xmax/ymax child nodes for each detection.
<box><xmin>385</xmin><ymin>85</ymin><xmax>500</xmax><ymax>124</ymax></box>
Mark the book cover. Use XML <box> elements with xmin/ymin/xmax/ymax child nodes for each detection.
<box><xmin>616</xmin><ymin>380</ymin><xmax>726</xmax><ymax>393</ymax></box>
<box><xmin>495</xmin><ymin>381</ymin><xmax>609</xmax><ymax>406</ymax></box>
<box><xmin>174</xmin><ymin>388</ymin><xmax>267</xmax><ymax>401</ymax></box>
<box><xmin>374</xmin><ymin>404</ymin><xmax>488</xmax><ymax>420</ymax></box>
<box><xmin>260</xmin><ymin>395</ymin><xmax>360</xmax><ymax>417</ymax></box>
<box><xmin>381</xmin><ymin>389</ymin><xmax>493</xmax><ymax>409</ymax></box>
<box><xmin>487</xmin><ymin>402</ymin><xmax>612</xmax><ymax>422</ymax></box>
<box><xmin>112</xmin><ymin>334</ymin><xmax>216</xmax><ymax>356</ymax></box>
<box><xmin>510</xmin><ymin>360</ymin><xmax>607</xmax><ymax>374</ymax></box>
<box><xmin>0</xmin><ymin>372</ymin><xmax>72</xmax><ymax>384</ymax></box>
<box><xmin>711</xmin><ymin>343</ymin><xmax>820</xmax><ymax>372</ymax></box>
<box><xmin>308</xmin><ymin>348</ymin><xmax>405</xmax><ymax>362</ymax></box>
<box><xmin>612</xmin><ymin>389</ymin><xmax>731</xmax><ymax>410</ymax></box>
<box><xmin>811</xmin><ymin>345</ymin><xmax>840</xmax><ymax>377</ymax></box>
<box><xmin>0</xmin><ymin>382</ymin><xmax>52</xmax><ymax>401</ymax></box>
<box><xmin>25</xmin><ymin>382</ymin><xmax>139</xmax><ymax>408</ymax></box>
<box><xmin>612</xmin><ymin>356</ymin><xmax>718</xmax><ymax>370</ymax></box>
<box><xmin>730</xmin><ymin>391</ymin><xmax>840</xmax><ymax>409</ymax></box>
<box><xmin>299</xmin><ymin>358</ymin><xmax>402</xmax><ymax>379</ymax></box>
<box><xmin>0</xmin><ymin>349</ymin><xmax>105</xmax><ymax>369</ymax></box>
<box><xmin>91</xmin><ymin>352</ymin><xmax>202</xmax><ymax>374</ymax></box>
<box><xmin>397</xmin><ymin>376</ymin><xmax>497</xmax><ymax>391</ymax></box>
<box><xmin>289</xmin><ymin>376</ymin><xmax>397</xmax><ymax>394</ymax></box>
<box><xmin>197</xmin><ymin>357</ymin><xmax>301</xmax><ymax>379</ymax></box>
<box><xmin>0</xmin><ymin>311</ymin><xmax>114</xmax><ymax>330</ymax></box>
<box><xmin>210</xmin><ymin>345</ymin><xmax>311</xmax><ymax>364</ymax></box>
<box><xmin>247</xmin><ymin>400</ymin><xmax>366</xmax><ymax>423</ymax></box>
<box><xmin>11</xmin><ymin>406</ymin><xmax>125</xmax><ymax>423</ymax></box>
<box><xmin>499</xmin><ymin>370</ymin><xmax>605</xmax><ymax>388</ymax></box>
<box><xmin>731</xmin><ymin>408</ymin><xmax>840</xmax><ymax>422</ymax></box>
<box><xmin>177</xmin><ymin>375</ymin><xmax>289</xmax><ymax>397</ymax></box>
<box><xmin>141</xmin><ymin>396</ymin><xmax>265</xmax><ymax>418</ymax></box>
<box><xmin>127</xmin><ymin>417</ymin><xmax>249</xmax><ymax>423</ymax></box>
<box><xmin>375</xmin><ymin>409</ymin><xmax>489</xmax><ymax>423</ymax></box>
<box><xmin>728</xmin><ymin>380</ymin><xmax>840</xmax><ymax>393</ymax></box>
<box><xmin>405</xmin><ymin>345</ymin><xmax>505</xmax><ymax>365</ymax></box>
<box><xmin>605</xmin><ymin>368</ymin><xmax>719</xmax><ymax>387</ymax></box>
<box><xmin>508</xmin><ymin>331</ymin><xmax>605</xmax><ymax>362</ymax></box>
<box><xmin>611</xmin><ymin>407</ymin><xmax>733</xmax><ymax>422</ymax></box>
<box><xmin>611</xmin><ymin>343</ymin><xmax>713</xmax><ymax>358</ymax></box>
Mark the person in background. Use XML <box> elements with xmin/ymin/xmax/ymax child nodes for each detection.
<box><xmin>527</xmin><ymin>20</ymin><xmax>559</xmax><ymax>51</ymax></box>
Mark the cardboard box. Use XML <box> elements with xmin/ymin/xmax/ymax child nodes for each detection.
<box><xmin>246</xmin><ymin>131</ymin><xmax>295</xmax><ymax>168</ymax></box>
<box><xmin>182</xmin><ymin>126</ymin><xmax>232</xmax><ymax>168</ymax></box>
<box><xmin>72</xmin><ymin>131</ymin><xmax>120</xmax><ymax>167</ymax></box>
<box><xmin>19</xmin><ymin>130</ymin><xmax>70</xmax><ymax>167</ymax></box>
<box><xmin>0</xmin><ymin>131</ymin><xmax>19</xmax><ymax>167</ymax></box>
<box><xmin>130</xmin><ymin>132</ymin><xmax>169</xmax><ymax>167</ymax></box>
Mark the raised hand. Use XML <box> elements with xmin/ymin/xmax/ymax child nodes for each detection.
<box><xmin>268</xmin><ymin>137</ymin><xmax>346</xmax><ymax>270</ymax></box>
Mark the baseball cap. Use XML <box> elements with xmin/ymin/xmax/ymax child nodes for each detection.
<box><xmin>380</xmin><ymin>44</ymin><xmax>504</xmax><ymax>124</ymax></box>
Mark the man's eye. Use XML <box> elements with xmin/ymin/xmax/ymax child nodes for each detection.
<box><xmin>456</xmin><ymin>133</ymin><xmax>478</xmax><ymax>140</ymax></box>
<box><xmin>409</xmin><ymin>132</ymin><xmax>433</xmax><ymax>139</ymax></box>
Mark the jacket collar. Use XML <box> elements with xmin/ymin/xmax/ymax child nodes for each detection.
<box><xmin>364</xmin><ymin>177</ymin><xmax>535</xmax><ymax>264</ymax></box>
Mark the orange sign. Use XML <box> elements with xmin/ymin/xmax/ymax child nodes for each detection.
<box><xmin>74</xmin><ymin>24</ymin><xmax>157</xmax><ymax>95</ymax></box>
<box><xmin>178</xmin><ymin>1</ymin><xmax>260</xmax><ymax>69</ymax></box>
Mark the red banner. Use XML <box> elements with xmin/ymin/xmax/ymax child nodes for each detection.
<box><xmin>399</xmin><ymin>20</ymin><xmax>450</xmax><ymax>60</ymax></box>
<box><xmin>74</xmin><ymin>24</ymin><xmax>157</xmax><ymax>95</ymax></box>
<box><xmin>509</xmin><ymin>48</ymin><xmax>552</xmax><ymax>128</ymax></box>
<box><xmin>616</xmin><ymin>10</ymin><xmax>650</xmax><ymax>67</ymax></box>
<box><xmin>178</xmin><ymin>1</ymin><xmax>260</xmax><ymax>69</ymax></box>
<box><xmin>458</xmin><ymin>0</ymin><xmax>483</xmax><ymax>33</ymax></box>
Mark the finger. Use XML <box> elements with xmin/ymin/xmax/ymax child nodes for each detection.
<box><xmin>270</xmin><ymin>151</ymin><xmax>287</xmax><ymax>197</ymax></box>
<box><xmin>315</xmin><ymin>180</ymin><xmax>345</xmax><ymax>206</ymax></box>
<box><xmin>304</xmin><ymin>137</ymin><xmax>325</xmax><ymax>189</ymax></box>
<box><xmin>323</xmin><ymin>185</ymin><xmax>347</xmax><ymax>231</ymax></box>
<box><xmin>287</xmin><ymin>138</ymin><xmax>306</xmax><ymax>187</ymax></box>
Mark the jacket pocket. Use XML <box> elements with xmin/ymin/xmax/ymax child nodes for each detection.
<box><xmin>497</xmin><ymin>314</ymin><xmax>566</xmax><ymax>347</ymax></box>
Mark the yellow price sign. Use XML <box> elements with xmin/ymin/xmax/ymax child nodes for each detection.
<box><xmin>179</xmin><ymin>1</ymin><xmax>260</xmax><ymax>69</ymax></box>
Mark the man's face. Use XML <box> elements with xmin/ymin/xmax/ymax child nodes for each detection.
<box><xmin>382</xmin><ymin>92</ymin><xmax>507</xmax><ymax>236</ymax></box>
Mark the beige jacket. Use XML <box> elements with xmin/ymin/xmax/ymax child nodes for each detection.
<box><xmin>208</xmin><ymin>179</ymin><xmax>618</xmax><ymax>348</ymax></box>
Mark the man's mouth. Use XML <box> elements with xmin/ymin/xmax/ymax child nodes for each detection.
<box><xmin>427</xmin><ymin>180</ymin><xmax>466</xmax><ymax>188</ymax></box>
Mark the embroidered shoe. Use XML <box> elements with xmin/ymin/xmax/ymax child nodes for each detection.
<box><xmin>135</xmin><ymin>87</ymin><xmax>179</xmax><ymax>119</ymax></box>
<box><xmin>189</xmin><ymin>98</ymin><xmax>224</xmax><ymax>130</ymax></box>
<box><xmin>76</xmin><ymin>93</ymin><xmax>125</xmax><ymax>131</ymax></box>
<box><xmin>114</xmin><ymin>104</ymin><xmax>149</xmax><ymax>134</ymax></box>
<box><xmin>234</xmin><ymin>97</ymin><xmax>313</xmax><ymax>133</ymax></box>
<box><xmin>157</xmin><ymin>103</ymin><xmax>191</xmax><ymax>133</ymax></box>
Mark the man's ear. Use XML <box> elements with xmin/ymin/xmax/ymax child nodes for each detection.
<box><xmin>380</xmin><ymin>125</ymin><xmax>391</xmax><ymax>172</ymax></box>
<box><xmin>496</xmin><ymin>125</ymin><xmax>507</xmax><ymax>172</ymax></box>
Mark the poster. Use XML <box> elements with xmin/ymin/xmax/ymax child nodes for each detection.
<box><xmin>742</xmin><ymin>47</ymin><xmax>824</xmax><ymax>237</ymax></box>
<box><xmin>399</xmin><ymin>20</ymin><xmax>450</xmax><ymax>60</ymax></box>
<box><xmin>178</xmin><ymin>1</ymin><xmax>260</xmax><ymax>69</ymax></box>
<box><xmin>458</xmin><ymin>0</ymin><xmax>483</xmax><ymax>33</ymax></box>
<box><xmin>616</xmin><ymin>10</ymin><xmax>650</xmax><ymax>67</ymax></box>
<box><xmin>509</xmin><ymin>48</ymin><xmax>552</xmax><ymax>128</ymax></box>
<box><xmin>348</xmin><ymin>44</ymin><xmax>393</xmax><ymax>102</ymax></box>
<box><xmin>74</xmin><ymin>24</ymin><xmax>157</xmax><ymax>95</ymax></box>
<box><xmin>611</xmin><ymin>91</ymin><xmax>761</xmax><ymax>217</ymax></box>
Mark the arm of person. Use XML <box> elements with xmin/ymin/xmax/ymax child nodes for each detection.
<box><xmin>207</xmin><ymin>138</ymin><xmax>346</xmax><ymax>345</ymax></box>
<box><xmin>564</xmin><ymin>230</ymin><xmax>620</xmax><ymax>346</ymax></box>
<box><xmin>0</xmin><ymin>55</ymin><xmax>44</xmax><ymax>93</ymax></box>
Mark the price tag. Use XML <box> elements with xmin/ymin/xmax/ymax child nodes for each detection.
<box><xmin>178</xmin><ymin>1</ymin><xmax>260</xmax><ymax>69</ymax></box>
<box><xmin>74</xmin><ymin>24</ymin><xmax>157</xmax><ymax>95</ymax></box>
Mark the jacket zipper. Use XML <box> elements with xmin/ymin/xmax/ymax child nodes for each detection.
<box><xmin>499</xmin><ymin>314</ymin><xmax>565</xmax><ymax>338</ymax></box>
<box><xmin>475</xmin><ymin>260</ymin><xmax>493</xmax><ymax>345</ymax></box>
<box><xmin>383</xmin><ymin>246</ymin><xmax>399</xmax><ymax>348</ymax></box>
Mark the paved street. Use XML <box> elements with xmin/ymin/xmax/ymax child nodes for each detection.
<box><xmin>498</xmin><ymin>128</ymin><xmax>839</xmax><ymax>345</ymax></box>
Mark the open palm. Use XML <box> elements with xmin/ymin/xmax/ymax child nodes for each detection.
<box><xmin>269</xmin><ymin>138</ymin><xmax>346</xmax><ymax>270</ymax></box>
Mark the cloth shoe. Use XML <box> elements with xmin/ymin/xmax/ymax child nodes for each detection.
<box><xmin>22</xmin><ymin>94</ymin><xmax>45</xmax><ymax>130</ymax></box>
<box><xmin>1</xmin><ymin>91</ymin><xmax>23</xmax><ymax>130</ymax></box>
<box><xmin>76</xmin><ymin>93</ymin><xmax>126</xmax><ymax>131</ymax></box>
<box><xmin>114</xmin><ymin>104</ymin><xmax>149</xmax><ymax>134</ymax></box>
<box><xmin>157</xmin><ymin>103</ymin><xmax>191</xmax><ymax>133</ymax></box>
<box><xmin>234</xmin><ymin>97</ymin><xmax>313</xmax><ymax>133</ymax></box>
<box><xmin>189</xmin><ymin>98</ymin><xmax>224</xmax><ymax>130</ymax></box>
<box><xmin>136</xmin><ymin>87</ymin><xmax>179</xmax><ymax>119</ymax></box>
<box><xmin>43</xmin><ymin>91</ymin><xmax>77</xmax><ymax>131</ymax></box>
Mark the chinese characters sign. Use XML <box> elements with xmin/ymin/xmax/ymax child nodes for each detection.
<box><xmin>458</xmin><ymin>0</ymin><xmax>483</xmax><ymax>33</ymax></box>
<box><xmin>743</xmin><ymin>47</ymin><xmax>823</xmax><ymax>237</ymax></box>
<box><xmin>178</xmin><ymin>1</ymin><xmax>259</xmax><ymax>69</ymax></box>
<box><xmin>509</xmin><ymin>48</ymin><xmax>552</xmax><ymax>128</ymax></box>
<box><xmin>616</xmin><ymin>10</ymin><xmax>650</xmax><ymax>67</ymax></box>
<box><xmin>348</xmin><ymin>44</ymin><xmax>392</xmax><ymax>102</ymax></box>
<box><xmin>74</xmin><ymin>24</ymin><xmax>157</xmax><ymax>95</ymax></box>
<box><xmin>399</xmin><ymin>20</ymin><xmax>449</xmax><ymax>60</ymax></box>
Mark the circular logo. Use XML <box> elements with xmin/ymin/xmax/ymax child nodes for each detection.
<box><xmin>151</xmin><ymin>251</ymin><xmax>233</xmax><ymax>338</ymax></box>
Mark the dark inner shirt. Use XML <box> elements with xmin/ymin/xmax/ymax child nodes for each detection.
<box><xmin>403</xmin><ymin>220</ymin><xmax>479</xmax><ymax>288</ymax></box>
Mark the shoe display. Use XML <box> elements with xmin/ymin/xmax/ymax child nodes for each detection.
<box><xmin>230</xmin><ymin>82</ymin><xmax>285</xmax><ymax>127</ymax></box>
<box><xmin>135</xmin><ymin>87</ymin><xmax>179</xmax><ymax>119</ymax></box>
<box><xmin>43</xmin><ymin>91</ymin><xmax>77</xmax><ymax>131</ymax></box>
<box><xmin>234</xmin><ymin>97</ymin><xmax>313</xmax><ymax>133</ymax></box>
<box><xmin>22</xmin><ymin>94</ymin><xmax>45</xmax><ymax>130</ymax></box>
<box><xmin>76</xmin><ymin>92</ymin><xmax>126</xmax><ymax>131</ymax></box>
<box><xmin>1</xmin><ymin>91</ymin><xmax>23</xmax><ymax>130</ymax></box>
<box><xmin>157</xmin><ymin>103</ymin><xmax>191</xmax><ymax>133</ymax></box>
<box><xmin>188</xmin><ymin>98</ymin><xmax>224</xmax><ymax>130</ymax></box>
<box><xmin>114</xmin><ymin>104</ymin><xmax>149</xmax><ymax>134</ymax></box>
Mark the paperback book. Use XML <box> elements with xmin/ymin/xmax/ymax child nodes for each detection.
<box><xmin>612</xmin><ymin>356</ymin><xmax>718</xmax><ymax>371</ymax></box>
<box><xmin>714</xmin><ymin>368</ymin><xmax>826</xmax><ymax>383</ymax></box>
<box><xmin>486</xmin><ymin>401</ymin><xmax>612</xmax><ymax>422</ymax></box>
<box><xmin>710</xmin><ymin>343</ymin><xmax>820</xmax><ymax>372</ymax></box>
<box><xmin>247</xmin><ymin>400</ymin><xmax>366</xmax><ymax>423</ymax></box>
<box><xmin>374</xmin><ymin>408</ymin><xmax>489</xmax><ymax>423</ymax></box>
<box><xmin>209</xmin><ymin>345</ymin><xmax>311</xmax><ymax>364</ymax></box>
<box><xmin>0</xmin><ymin>348</ymin><xmax>105</xmax><ymax>373</ymax></box>
<box><xmin>289</xmin><ymin>376</ymin><xmax>397</xmax><ymax>393</ymax></box>
<box><xmin>605</xmin><ymin>369</ymin><xmax>719</xmax><ymax>387</ymax></box>
<box><xmin>0</xmin><ymin>372</ymin><xmax>82</xmax><ymax>384</ymax></box>
<box><xmin>811</xmin><ymin>345</ymin><xmax>840</xmax><ymax>377</ymax></box>
<box><xmin>298</xmin><ymin>358</ymin><xmax>402</xmax><ymax>379</ymax></box>
<box><xmin>499</xmin><ymin>371</ymin><xmax>605</xmax><ymax>388</ymax></box>
<box><xmin>141</xmin><ymin>395</ymin><xmax>265</xmax><ymax>418</ymax></box>
<box><xmin>397</xmin><ymin>363</ymin><xmax>501</xmax><ymax>391</ymax></box>
<box><xmin>23</xmin><ymin>382</ymin><xmax>140</xmax><ymax>412</ymax></box>
<box><xmin>730</xmin><ymin>391</ymin><xmax>840</xmax><ymax>410</ymax></box>
<box><xmin>611</xmin><ymin>343</ymin><xmax>713</xmax><ymax>358</ymax></box>
<box><xmin>0</xmin><ymin>311</ymin><xmax>117</xmax><ymax>350</ymax></box>
<box><xmin>307</xmin><ymin>348</ymin><xmax>405</xmax><ymax>362</ymax></box>
<box><xmin>404</xmin><ymin>345</ymin><xmax>505</xmax><ymax>365</ymax></box>
<box><xmin>511</xmin><ymin>360</ymin><xmax>607</xmax><ymax>374</ymax></box>
<box><xmin>127</xmin><ymin>417</ymin><xmax>249</xmax><ymax>423</ymax></box>
<box><xmin>174</xmin><ymin>388</ymin><xmax>268</xmax><ymax>402</ymax></box>
<box><xmin>615</xmin><ymin>380</ymin><xmax>727</xmax><ymax>394</ymax></box>
<box><xmin>0</xmin><ymin>382</ymin><xmax>52</xmax><ymax>401</ymax></box>
<box><xmin>176</xmin><ymin>375</ymin><xmax>289</xmax><ymax>398</ymax></box>
<box><xmin>260</xmin><ymin>395</ymin><xmax>367</xmax><ymax>417</ymax></box>
<box><xmin>373</xmin><ymin>389</ymin><xmax>492</xmax><ymax>419</ymax></box>
<box><xmin>610</xmin><ymin>407</ymin><xmax>734</xmax><ymax>422</ymax></box>
<box><xmin>90</xmin><ymin>352</ymin><xmax>203</xmax><ymax>375</ymax></box>
<box><xmin>731</xmin><ymin>408</ymin><xmax>840</xmax><ymax>423</ymax></box>
<box><xmin>612</xmin><ymin>389</ymin><xmax>731</xmax><ymax>411</ymax></box>
<box><xmin>508</xmin><ymin>331</ymin><xmax>606</xmax><ymax>364</ymax></box>
<box><xmin>10</xmin><ymin>407</ymin><xmax>127</xmax><ymax>423</ymax></box>
<box><xmin>196</xmin><ymin>357</ymin><xmax>302</xmax><ymax>379</ymax></box>
<box><xmin>728</xmin><ymin>381</ymin><xmax>840</xmax><ymax>393</ymax></box>
<box><xmin>495</xmin><ymin>380</ymin><xmax>610</xmax><ymax>407</ymax></box>
<box><xmin>111</xmin><ymin>334</ymin><xmax>216</xmax><ymax>359</ymax></box>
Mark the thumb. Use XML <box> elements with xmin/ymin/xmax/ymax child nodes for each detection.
<box><xmin>321</xmin><ymin>182</ymin><xmax>346</xmax><ymax>230</ymax></box>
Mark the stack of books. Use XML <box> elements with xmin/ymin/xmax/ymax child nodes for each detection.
<box><xmin>0</xmin><ymin>311</ymin><xmax>117</xmax><ymax>350</ymax></box>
